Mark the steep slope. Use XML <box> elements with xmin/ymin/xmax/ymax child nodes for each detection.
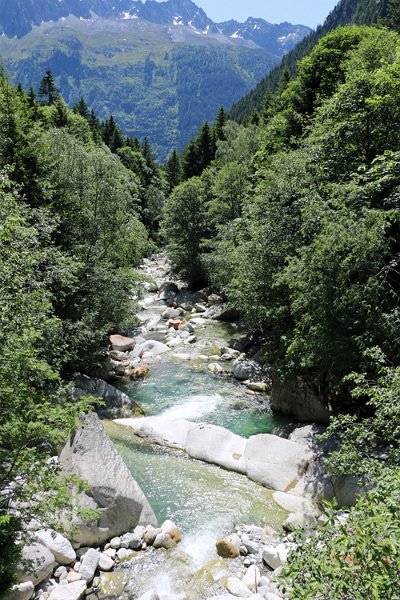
<box><xmin>229</xmin><ymin>0</ymin><xmax>389</xmax><ymax>122</ymax></box>
<box><xmin>0</xmin><ymin>0</ymin><xmax>311</xmax><ymax>160</ymax></box>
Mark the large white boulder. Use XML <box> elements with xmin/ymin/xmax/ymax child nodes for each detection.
<box><xmin>60</xmin><ymin>413</ymin><xmax>157</xmax><ymax>547</ymax></box>
<box><xmin>4</xmin><ymin>582</ymin><xmax>34</xmax><ymax>600</ymax></box>
<box><xmin>115</xmin><ymin>417</ymin><xmax>194</xmax><ymax>450</ymax></box>
<box><xmin>47</xmin><ymin>581</ymin><xmax>87</xmax><ymax>600</ymax></box>
<box><xmin>262</xmin><ymin>542</ymin><xmax>296</xmax><ymax>570</ymax></box>
<box><xmin>244</xmin><ymin>434</ymin><xmax>313</xmax><ymax>493</ymax></box>
<box><xmin>186</xmin><ymin>423</ymin><xmax>247</xmax><ymax>474</ymax></box>
<box><xmin>18</xmin><ymin>543</ymin><xmax>56</xmax><ymax>586</ymax></box>
<box><xmin>72</xmin><ymin>375</ymin><xmax>142</xmax><ymax>419</ymax></box>
<box><xmin>133</xmin><ymin>340</ymin><xmax>170</xmax><ymax>359</ymax></box>
<box><xmin>33</xmin><ymin>529</ymin><xmax>76</xmax><ymax>565</ymax></box>
<box><xmin>226</xmin><ymin>577</ymin><xmax>252</xmax><ymax>598</ymax></box>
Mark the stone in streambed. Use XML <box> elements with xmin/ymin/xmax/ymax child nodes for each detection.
<box><xmin>216</xmin><ymin>534</ymin><xmax>241</xmax><ymax>558</ymax></box>
<box><xmin>226</xmin><ymin>578</ymin><xmax>252</xmax><ymax>597</ymax></box>
<box><xmin>47</xmin><ymin>581</ymin><xmax>87</xmax><ymax>600</ymax></box>
<box><xmin>33</xmin><ymin>529</ymin><xmax>76</xmax><ymax>565</ymax></box>
<box><xmin>109</xmin><ymin>335</ymin><xmax>135</xmax><ymax>352</ymax></box>
<box><xmin>153</xmin><ymin>533</ymin><xmax>176</xmax><ymax>549</ymax></box>
<box><xmin>97</xmin><ymin>572</ymin><xmax>128</xmax><ymax>600</ymax></box>
<box><xmin>129</xmin><ymin>364</ymin><xmax>150</xmax><ymax>380</ymax></box>
<box><xmin>161</xmin><ymin>520</ymin><xmax>181</xmax><ymax>543</ymax></box>
<box><xmin>79</xmin><ymin>548</ymin><xmax>100</xmax><ymax>583</ymax></box>
<box><xmin>18</xmin><ymin>543</ymin><xmax>56</xmax><ymax>586</ymax></box>
<box><xmin>4</xmin><ymin>582</ymin><xmax>35</xmax><ymax>600</ymax></box>
<box><xmin>60</xmin><ymin>413</ymin><xmax>157</xmax><ymax>547</ymax></box>
<box><xmin>244</xmin><ymin>434</ymin><xmax>313</xmax><ymax>493</ymax></box>
<box><xmin>99</xmin><ymin>553</ymin><xmax>114</xmax><ymax>571</ymax></box>
<box><xmin>186</xmin><ymin>423</ymin><xmax>247</xmax><ymax>474</ymax></box>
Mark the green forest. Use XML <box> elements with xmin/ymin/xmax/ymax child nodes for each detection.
<box><xmin>1</xmin><ymin>0</ymin><xmax>400</xmax><ymax>597</ymax></box>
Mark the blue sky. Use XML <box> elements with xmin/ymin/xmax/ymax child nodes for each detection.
<box><xmin>194</xmin><ymin>1</ymin><xmax>339</xmax><ymax>28</ymax></box>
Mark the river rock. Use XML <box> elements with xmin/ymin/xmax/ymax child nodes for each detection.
<box><xmin>144</xmin><ymin>525</ymin><xmax>158</xmax><ymax>545</ymax></box>
<box><xmin>47</xmin><ymin>581</ymin><xmax>86</xmax><ymax>600</ymax></box>
<box><xmin>161</xmin><ymin>520</ymin><xmax>181</xmax><ymax>543</ymax></box>
<box><xmin>207</xmin><ymin>294</ymin><xmax>223</xmax><ymax>306</ymax></box>
<box><xmin>242</xmin><ymin>565</ymin><xmax>261</xmax><ymax>590</ymax></box>
<box><xmin>33</xmin><ymin>529</ymin><xmax>76</xmax><ymax>566</ymax></box>
<box><xmin>98</xmin><ymin>572</ymin><xmax>128</xmax><ymax>600</ymax></box>
<box><xmin>99</xmin><ymin>552</ymin><xmax>115</xmax><ymax>571</ymax></box>
<box><xmin>66</xmin><ymin>572</ymin><xmax>82</xmax><ymax>583</ymax></box>
<box><xmin>130</xmin><ymin>364</ymin><xmax>150</xmax><ymax>380</ymax></box>
<box><xmin>262</xmin><ymin>543</ymin><xmax>295</xmax><ymax>570</ymax></box>
<box><xmin>232</xmin><ymin>359</ymin><xmax>261</xmax><ymax>381</ymax></box>
<box><xmin>203</xmin><ymin>304</ymin><xmax>239</xmax><ymax>321</ymax></box>
<box><xmin>116</xmin><ymin>416</ymin><xmax>193</xmax><ymax>450</ymax></box>
<box><xmin>121</xmin><ymin>532</ymin><xmax>142</xmax><ymax>550</ymax></box>
<box><xmin>208</xmin><ymin>363</ymin><xmax>225</xmax><ymax>374</ymax></box>
<box><xmin>216</xmin><ymin>534</ymin><xmax>241</xmax><ymax>558</ymax></box>
<box><xmin>244</xmin><ymin>434</ymin><xmax>313</xmax><ymax>493</ymax></box>
<box><xmin>153</xmin><ymin>533</ymin><xmax>176</xmax><ymax>549</ymax></box>
<box><xmin>193</xmin><ymin>303</ymin><xmax>207</xmax><ymax>313</ymax></box>
<box><xmin>18</xmin><ymin>543</ymin><xmax>56</xmax><ymax>586</ymax></box>
<box><xmin>72</xmin><ymin>375</ymin><xmax>142</xmax><ymax>419</ymax></box>
<box><xmin>271</xmin><ymin>377</ymin><xmax>331</xmax><ymax>424</ymax></box>
<box><xmin>79</xmin><ymin>548</ymin><xmax>100</xmax><ymax>583</ymax></box>
<box><xmin>172</xmin><ymin>353</ymin><xmax>191</xmax><ymax>360</ymax></box>
<box><xmin>60</xmin><ymin>413</ymin><xmax>157</xmax><ymax>547</ymax></box>
<box><xmin>109</xmin><ymin>335</ymin><xmax>135</xmax><ymax>352</ymax></box>
<box><xmin>220</xmin><ymin>347</ymin><xmax>240</xmax><ymax>360</ymax></box>
<box><xmin>226</xmin><ymin>577</ymin><xmax>252</xmax><ymax>598</ymax></box>
<box><xmin>186</xmin><ymin>423</ymin><xmax>247</xmax><ymax>474</ymax></box>
<box><xmin>135</xmin><ymin>340</ymin><xmax>170</xmax><ymax>359</ymax></box>
<box><xmin>162</xmin><ymin>307</ymin><xmax>184</xmax><ymax>320</ymax></box>
<box><xmin>246</xmin><ymin>382</ymin><xmax>270</xmax><ymax>393</ymax></box>
<box><xmin>4</xmin><ymin>582</ymin><xmax>35</xmax><ymax>600</ymax></box>
<box><xmin>333</xmin><ymin>475</ymin><xmax>367</xmax><ymax>508</ymax></box>
<box><xmin>159</xmin><ymin>282</ymin><xmax>179</xmax><ymax>302</ymax></box>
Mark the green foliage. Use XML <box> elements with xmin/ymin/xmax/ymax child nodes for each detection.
<box><xmin>162</xmin><ymin>176</ymin><xmax>211</xmax><ymax>286</ymax></box>
<box><xmin>321</xmin><ymin>349</ymin><xmax>400</xmax><ymax>482</ymax></box>
<box><xmin>229</xmin><ymin>0</ymin><xmax>389</xmax><ymax>124</ymax></box>
<box><xmin>279</xmin><ymin>470</ymin><xmax>400</xmax><ymax>599</ymax></box>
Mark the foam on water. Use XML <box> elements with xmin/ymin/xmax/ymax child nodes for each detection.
<box><xmin>160</xmin><ymin>393</ymin><xmax>224</xmax><ymax>421</ymax></box>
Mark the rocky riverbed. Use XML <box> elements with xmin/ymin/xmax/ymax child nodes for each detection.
<box><xmin>9</xmin><ymin>254</ymin><xmax>352</xmax><ymax>600</ymax></box>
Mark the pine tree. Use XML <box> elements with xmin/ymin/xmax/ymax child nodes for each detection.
<box><xmin>182</xmin><ymin>140</ymin><xmax>200</xmax><ymax>180</ymax></box>
<box><xmin>165</xmin><ymin>149</ymin><xmax>182</xmax><ymax>192</ymax></box>
<box><xmin>197</xmin><ymin>121</ymin><xmax>214</xmax><ymax>170</ymax></box>
<box><xmin>214</xmin><ymin>106</ymin><xmax>226</xmax><ymax>142</ymax></box>
<box><xmin>73</xmin><ymin>97</ymin><xmax>89</xmax><ymax>120</ymax></box>
<box><xmin>38</xmin><ymin>69</ymin><xmax>60</xmax><ymax>106</ymax></box>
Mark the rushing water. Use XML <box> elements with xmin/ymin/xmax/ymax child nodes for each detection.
<box><xmin>106</xmin><ymin>262</ymin><xmax>290</xmax><ymax>598</ymax></box>
<box><xmin>106</xmin><ymin>421</ymin><xmax>287</xmax><ymax>599</ymax></box>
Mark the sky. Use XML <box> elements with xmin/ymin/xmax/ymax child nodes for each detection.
<box><xmin>194</xmin><ymin>1</ymin><xmax>339</xmax><ymax>29</ymax></box>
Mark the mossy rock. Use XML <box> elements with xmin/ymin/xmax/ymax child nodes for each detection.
<box><xmin>98</xmin><ymin>571</ymin><xmax>128</xmax><ymax>599</ymax></box>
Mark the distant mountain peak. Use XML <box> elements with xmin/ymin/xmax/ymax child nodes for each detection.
<box><xmin>0</xmin><ymin>0</ymin><xmax>310</xmax><ymax>53</ymax></box>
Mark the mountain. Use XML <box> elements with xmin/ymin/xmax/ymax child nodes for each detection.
<box><xmin>229</xmin><ymin>0</ymin><xmax>389</xmax><ymax>122</ymax></box>
<box><xmin>0</xmin><ymin>0</ymin><xmax>311</xmax><ymax>160</ymax></box>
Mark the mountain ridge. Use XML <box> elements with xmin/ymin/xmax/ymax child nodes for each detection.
<box><xmin>0</xmin><ymin>0</ymin><xmax>310</xmax><ymax>57</ymax></box>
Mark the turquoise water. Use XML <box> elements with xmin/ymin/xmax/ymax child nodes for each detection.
<box><xmin>117</xmin><ymin>360</ymin><xmax>287</xmax><ymax>438</ymax></box>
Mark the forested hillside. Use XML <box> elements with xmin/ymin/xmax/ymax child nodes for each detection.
<box><xmin>229</xmin><ymin>0</ymin><xmax>389</xmax><ymax>122</ymax></box>
<box><xmin>0</xmin><ymin>72</ymin><xmax>167</xmax><ymax>589</ymax></box>
<box><xmin>163</xmin><ymin>18</ymin><xmax>400</xmax><ymax>594</ymax></box>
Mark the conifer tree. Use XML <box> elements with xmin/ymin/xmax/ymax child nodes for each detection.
<box><xmin>165</xmin><ymin>148</ymin><xmax>182</xmax><ymax>192</ymax></box>
<box><xmin>214</xmin><ymin>106</ymin><xmax>227</xmax><ymax>142</ymax></box>
<box><xmin>38</xmin><ymin>69</ymin><xmax>60</xmax><ymax>106</ymax></box>
<box><xmin>73</xmin><ymin>97</ymin><xmax>89</xmax><ymax>120</ymax></box>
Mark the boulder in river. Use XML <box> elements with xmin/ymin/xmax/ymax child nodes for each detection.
<box><xmin>4</xmin><ymin>582</ymin><xmax>35</xmax><ymax>600</ymax></box>
<box><xmin>18</xmin><ymin>543</ymin><xmax>56</xmax><ymax>586</ymax></box>
<box><xmin>72</xmin><ymin>375</ymin><xmax>143</xmax><ymax>419</ymax></box>
<box><xmin>186</xmin><ymin>423</ymin><xmax>247</xmax><ymax>474</ymax></box>
<box><xmin>60</xmin><ymin>413</ymin><xmax>157</xmax><ymax>547</ymax></box>
<box><xmin>109</xmin><ymin>334</ymin><xmax>135</xmax><ymax>352</ymax></box>
<box><xmin>244</xmin><ymin>434</ymin><xmax>313</xmax><ymax>493</ymax></box>
<box><xmin>216</xmin><ymin>534</ymin><xmax>241</xmax><ymax>558</ymax></box>
<box><xmin>232</xmin><ymin>359</ymin><xmax>262</xmax><ymax>382</ymax></box>
<box><xmin>130</xmin><ymin>364</ymin><xmax>150</xmax><ymax>380</ymax></box>
<box><xmin>33</xmin><ymin>529</ymin><xmax>76</xmax><ymax>565</ymax></box>
<box><xmin>271</xmin><ymin>376</ymin><xmax>331</xmax><ymax>424</ymax></box>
